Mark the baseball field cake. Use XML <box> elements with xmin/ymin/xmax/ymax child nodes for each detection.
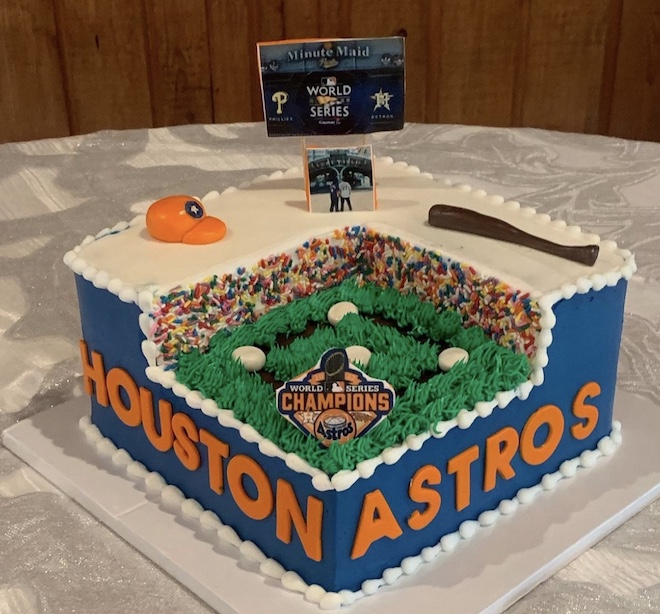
<box><xmin>63</xmin><ymin>157</ymin><xmax>635</xmax><ymax>608</ymax></box>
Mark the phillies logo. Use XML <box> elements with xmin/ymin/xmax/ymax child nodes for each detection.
<box><xmin>272</xmin><ymin>91</ymin><xmax>289</xmax><ymax>115</ymax></box>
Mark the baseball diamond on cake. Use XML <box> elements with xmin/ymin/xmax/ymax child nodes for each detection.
<box><xmin>64</xmin><ymin>158</ymin><xmax>635</xmax><ymax>608</ymax></box>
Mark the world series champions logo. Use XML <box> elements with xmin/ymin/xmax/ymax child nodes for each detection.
<box><xmin>276</xmin><ymin>348</ymin><xmax>395</xmax><ymax>446</ymax></box>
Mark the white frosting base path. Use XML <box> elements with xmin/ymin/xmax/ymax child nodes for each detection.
<box><xmin>5</xmin><ymin>394</ymin><xmax>660</xmax><ymax>613</ymax></box>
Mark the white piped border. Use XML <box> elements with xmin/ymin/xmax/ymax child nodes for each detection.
<box><xmin>63</xmin><ymin>159</ymin><xmax>637</xmax><ymax>493</ymax></box>
<box><xmin>79</xmin><ymin>414</ymin><xmax>622</xmax><ymax>610</ymax></box>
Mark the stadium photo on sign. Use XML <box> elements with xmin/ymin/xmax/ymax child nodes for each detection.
<box><xmin>304</xmin><ymin>145</ymin><xmax>375</xmax><ymax>213</ymax></box>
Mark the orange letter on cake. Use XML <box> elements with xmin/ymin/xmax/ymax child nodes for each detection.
<box><xmin>484</xmin><ymin>427</ymin><xmax>519</xmax><ymax>492</ymax></box>
<box><xmin>79</xmin><ymin>340</ymin><xmax>108</xmax><ymax>406</ymax></box>
<box><xmin>140</xmin><ymin>388</ymin><xmax>174</xmax><ymax>452</ymax></box>
<box><xmin>227</xmin><ymin>455</ymin><xmax>274</xmax><ymax>521</ymax></box>
<box><xmin>520</xmin><ymin>404</ymin><xmax>564</xmax><ymax>465</ymax></box>
<box><xmin>107</xmin><ymin>368</ymin><xmax>141</xmax><ymax>427</ymax></box>
<box><xmin>351</xmin><ymin>490</ymin><xmax>403</xmax><ymax>559</ymax></box>
<box><xmin>199</xmin><ymin>429</ymin><xmax>230</xmax><ymax>494</ymax></box>
<box><xmin>571</xmin><ymin>382</ymin><xmax>601</xmax><ymax>440</ymax></box>
<box><xmin>407</xmin><ymin>465</ymin><xmax>442</xmax><ymax>531</ymax></box>
<box><xmin>447</xmin><ymin>445</ymin><xmax>479</xmax><ymax>511</ymax></box>
<box><xmin>172</xmin><ymin>413</ymin><xmax>201</xmax><ymax>471</ymax></box>
<box><xmin>276</xmin><ymin>479</ymin><xmax>323</xmax><ymax>561</ymax></box>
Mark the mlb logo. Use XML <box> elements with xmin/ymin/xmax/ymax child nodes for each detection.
<box><xmin>321</xmin><ymin>76</ymin><xmax>337</xmax><ymax>87</ymax></box>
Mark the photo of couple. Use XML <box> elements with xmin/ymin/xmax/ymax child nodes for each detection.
<box><xmin>305</xmin><ymin>145</ymin><xmax>375</xmax><ymax>213</ymax></box>
<box><xmin>328</xmin><ymin>178</ymin><xmax>353</xmax><ymax>212</ymax></box>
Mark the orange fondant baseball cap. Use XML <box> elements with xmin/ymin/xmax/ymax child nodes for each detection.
<box><xmin>146</xmin><ymin>195</ymin><xmax>227</xmax><ymax>245</ymax></box>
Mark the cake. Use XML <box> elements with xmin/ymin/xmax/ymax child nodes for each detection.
<box><xmin>63</xmin><ymin>157</ymin><xmax>635</xmax><ymax>608</ymax></box>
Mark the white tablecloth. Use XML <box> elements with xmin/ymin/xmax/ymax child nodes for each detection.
<box><xmin>0</xmin><ymin>123</ymin><xmax>658</xmax><ymax>613</ymax></box>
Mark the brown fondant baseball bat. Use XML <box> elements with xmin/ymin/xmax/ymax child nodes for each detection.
<box><xmin>428</xmin><ymin>204</ymin><xmax>599</xmax><ymax>266</ymax></box>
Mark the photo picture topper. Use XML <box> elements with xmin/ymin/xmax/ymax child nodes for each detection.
<box><xmin>304</xmin><ymin>145</ymin><xmax>376</xmax><ymax>213</ymax></box>
<box><xmin>258</xmin><ymin>37</ymin><xmax>405</xmax><ymax>137</ymax></box>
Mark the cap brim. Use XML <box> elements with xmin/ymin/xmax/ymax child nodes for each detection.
<box><xmin>182</xmin><ymin>216</ymin><xmax>227</xmax><ymax>245</ymax></box>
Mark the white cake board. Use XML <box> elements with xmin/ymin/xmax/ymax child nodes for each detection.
<box><xmin>4</xmin><ymin>390</ymin><xmax>660</xmax><ymax>614</ymax></box>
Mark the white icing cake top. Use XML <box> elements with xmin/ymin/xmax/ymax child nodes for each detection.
<box><xmin>69</xmin><ymin>158</ymin><xmax>631</xmax><ymax>298</ymax></box>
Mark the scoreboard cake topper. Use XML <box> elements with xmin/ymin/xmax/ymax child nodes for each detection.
<box><xmin>258</xmin><ymin>37</ymin><xmax>405</xmax><ymax>137</ymax></box>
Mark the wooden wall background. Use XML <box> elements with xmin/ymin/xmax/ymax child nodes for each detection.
<box><xmin>1</xmin><ymin>0</ymin><xmax>659</xmax><ymax>144</ymax></box>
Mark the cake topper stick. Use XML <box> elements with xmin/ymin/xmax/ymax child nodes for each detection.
<box><xmin>428</xmin><ymin>204</ymin><xmax>599</xmax><ymax>266</ymax></box>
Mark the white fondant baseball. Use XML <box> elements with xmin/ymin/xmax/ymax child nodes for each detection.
<box><xmin>232</xmin><ymin>346</ymin><xmax>266</xmax><ymax>372</ymax></box>
<box><xmin>438</xmin><ymin>347</ymin><xmax>469</xmax><ymax>372</ymax></box>
<box><xmin>327</xmin><ymin>301</ymin><xmax>359</xmax><ymax>325</ymax></box>
<box><xmin>346</xmin><ymin>345</ymin><xmax>372</xmax><ymax>368</ymax></box>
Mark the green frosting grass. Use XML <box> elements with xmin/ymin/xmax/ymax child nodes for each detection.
<box><xmin>176</xmin><ymin>279</ymin><xmax>530</xmax><ymax>474</ymax></box>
